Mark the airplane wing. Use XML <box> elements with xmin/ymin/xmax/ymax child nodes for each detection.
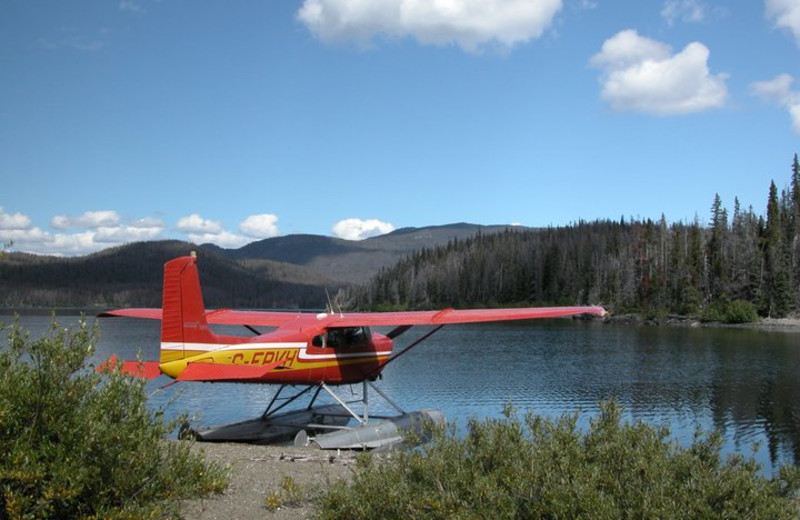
<box><xmin>99</xmin><ymin>308</ymin><xmax>312</xmax><ymax>327</ymax></box>
<box><xmin>315</xmin><ymin>306</ymin><xmax>606</xmax><ymax>328</ymax></box>
<box><xmin>200</xmin><ymin>306</ymin><xmax>606</xmax><ymax>330</ymax></box>
<box><xmin>100</xmin><ymin>306</ymin><xmax>605</xmax><ymax>328</ymax></box>
<box><xmin>99</xmin><ymin>308</ymin><xmax>163</xmax><ymax>319</ymax></box>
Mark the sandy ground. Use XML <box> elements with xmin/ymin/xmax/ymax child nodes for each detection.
<box><xmin>181</xmin><ymin>443</ymin><xmax>358</xmax><ymax>520</ymax></box>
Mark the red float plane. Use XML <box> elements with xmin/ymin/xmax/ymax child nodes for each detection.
<box><xmin>101</xmin><ymin>253</ymin><xmax>605</xmax><ymax>449</ymax></box>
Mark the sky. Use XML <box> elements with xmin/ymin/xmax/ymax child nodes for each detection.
<box><xmin>2</xmin><ymin>0</ymin><xmax>800</xmax><ymax>256</ymax></box>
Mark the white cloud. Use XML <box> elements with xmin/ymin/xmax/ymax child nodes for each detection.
<box><xmin>51</xmin><ymin>210</ymin><xmax>121</xmax><ymax>230</ymax></box>
<box><xmin>332</xmin><ymin>218</ymin><xmax>395</xmax><ymax>240</ymax></box>
<box><xmin>750</xmin><ymin>73</ymin><xmax>800</xmax><ymax>133</ymax></box>
<box><xmin>0</xmin><ymin>207</ymin><xmax>32</xmax><ymax>230</ymax></box>
<box><xmin>131</xmin><ymin>216</ymin><xmax>164</xmax><ymax>229</ymax></box>
<box><xmin>240</xmin><ymin>214</ymin><xmax>280</xmax><ymax>239</ymax></box>
<box><xmin>297</xmin><ymin>0</ymin><xmax>563</xmax><ymax>52</ymax></box>
<box><xmin>751</xmin><ymin>73</ymin><xmax>794</xmax><ymax>101</ymax></box>
<box><xmin>661</xmin><ymin>0</ymin><xmax>706</xmax><ymax>25</ymax></box>
<box><xmin>184</xmin><ymin>231</ymin><xmax>252</xmax><ymax>249</ymax></box>
<box><xmin>589</xmin><ymin>29</ymin><xmax>727</xmax><ymax>115</ymax></box>
<box><xmin>94</xmin><ymin>224</ymin><xmax>164</xmax><ymax>244</ymax></box>
<box><xmin>2</xmin><ymin>209</ymin><xmax>283</xmax><ymax>255</ymax></box>
<box><xmin>176</xmin><ymin>214</ymin><xmax>224</xmax><ymax>235</ymax></box>
<box><xmin>176</xmin><ymin>213</ymin><xmax>270</xmax><ymax>249</ymax></box>
<box><xmin>766</xmin><ymin>0</ymin><xmax>800</xmax><ymax>45</ymax></box>
<box><xmin>0</xmin><ymin>209</ymin><xmax>167</xmax><ymax>256</ymax></box>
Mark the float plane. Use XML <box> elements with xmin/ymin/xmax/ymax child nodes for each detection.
<box><xmin>101</xmin><ymin>253</ymin><xmax>605</xmax><ymax>450</ymax></box>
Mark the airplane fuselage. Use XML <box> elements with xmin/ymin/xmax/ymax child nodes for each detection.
<box><xmin>159</xmin><ymin>328</ymin><xmax>394</xmax><ymax>385</ymax></box>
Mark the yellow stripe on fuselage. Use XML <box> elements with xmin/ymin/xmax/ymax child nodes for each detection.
<box><xmin>158</xmin><ymin>341</ymin><xmax>391</xmax><ymax>379</ymax></box>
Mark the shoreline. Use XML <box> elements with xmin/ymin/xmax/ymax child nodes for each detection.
<box><xmin>604</xmin><ymin>314</ymin><xmax>800</xmax><ymax>332</ymax></box>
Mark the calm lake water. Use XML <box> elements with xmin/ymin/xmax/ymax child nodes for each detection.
<box><xmin>3</xmin><ymin>313</ymin><xmax>799</xmax><ymax>475</ymax></box>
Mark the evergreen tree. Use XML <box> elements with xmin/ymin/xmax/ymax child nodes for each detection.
<box><xmin>708</xmin><ymin>194</ymin><xmax>729</xmax><ymax>301</ymax></box>
<box><xmin>763</xmin><ymin>181</ymin><xmax>793</xmax><ymax>317</ymax></box>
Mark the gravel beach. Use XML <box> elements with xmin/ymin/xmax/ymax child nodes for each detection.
<box><xmin>181</xmin><ymin>443</ymin><xmax>358</xmax><ymax>520</ymax></box>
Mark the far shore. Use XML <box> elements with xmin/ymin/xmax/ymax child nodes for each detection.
<box><xmin>604</xmin><ymin>314</ymin><xmax>800</xmax><ymax>332</ymax></box>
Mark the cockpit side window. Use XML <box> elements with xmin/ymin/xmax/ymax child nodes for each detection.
<box><xmin>325</xmin><ymin>327</ymin><xmax>372</xmax><ymax>349</ymax></box>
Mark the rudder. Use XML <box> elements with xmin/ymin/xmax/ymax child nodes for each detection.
<box><xmin>160</xmin><ymin>254</ymin><xmax>217</xmax><ymax>363</ymax></box>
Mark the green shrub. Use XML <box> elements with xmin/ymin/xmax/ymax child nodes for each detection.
<box><xmin>702</xmin><ymin>299</ymin><xmax>760</xmax><ymax>324</ymax></box>
<box><xmin>316</xmin><ymin>401</ymin><xmax>800</xmax><ymax>519</ymax></box>
<box><xmin>0</xmin><ymin>317</ymin><xmax>228</xmax><ymax>519</ymax></box>
<box><xmin>723</xmin><ymin>299</ymin><xmax>760</xmax><ymax>323</ymax></box>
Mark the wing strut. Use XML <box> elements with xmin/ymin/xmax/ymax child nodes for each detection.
<box><xmin>387</xmin><ymin>325</ymin><xmax>412</xmax><ymax>339</ymax></box>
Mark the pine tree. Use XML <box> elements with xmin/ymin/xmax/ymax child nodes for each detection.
<box><xmin>763</xmin><ymin>181</ymin><xmax>793</xmax><ymax>317</ymax></box>
<box><xmin>708</xmin><ymin>193</ymin><xmax>729</xmax><ymax>301</ymax></box>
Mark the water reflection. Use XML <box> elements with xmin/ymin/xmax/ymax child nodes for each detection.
<box><xmin>2</xmin><ymin>313</ymin><xmax>799</xmax><ymax>475</ymax></box>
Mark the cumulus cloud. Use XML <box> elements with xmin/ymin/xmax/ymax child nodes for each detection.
<box><xmin>93</xmin><ymin>223</ymin><xmax>163</xmax><ymax>244</ymax></box>
<box><xmin>51</xmin><ymin>210</ymin><xmax>121</xmax><ymax>230</ymax></box>
<box><xmin>297</xmin><ymin>0</ymin><xmax>563</xmax><ymax>52</ymax></box>
<box><xmin>766</xmin><ymin>0</ymin><xmax>800</xmax><ymax>45</ymax></box>
<box><xmin>240</xmin><ymin>214</ymin><xmax>280</xmax><ymax>239</ymax></box>
<box><xmin>661</xmin><ymin>0</ymin><xmax>706</xmax><ymax>25</ymax></box>
<box><xmin>176</xmin><ymin>214</ymin><xmax>224</xmax><ymax>235</ymax></box>
<box><xmin>0</xmin><ymin>207</ymin><xmax>32</xmax><ymax>230</ymax></box>
<box><xmin>751</xmin><ymin>73</ymin><xmax>800</xmax><ymax>133</ymax></box>
<box><xmin>176</xmin><ymin>213</ymin><xmax>276</xmax><ymax>249</ymax></box>
<box><xmin>589</xmin><ymin>29</ymin><xmax>727</xmax><ymax>115</ymax></box>
<box><xmin>0</xmin><ymin>208</ymin><xmax>166</xmax><ymax>256</ymax></box>
<box><xmin>332</xmin><ymin>218</ymin><xmax>395</xmax><ymax>240</ymax></box>
<box><xmin>182</xmin><ymin>230</ymin><xmax>252</xmax><ymax>249</ymax></box>
<box><xmin>1</xmin><ymin>208</ymin><xmax>287</xmax><ymax>255</ymax></box>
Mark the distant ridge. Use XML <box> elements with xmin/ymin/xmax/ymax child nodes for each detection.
<box><xmin>0</xmin><ymin>223</ymin><xmax>519</xmax><ymax>308</ymax></box>
<box><xmin>0</xmin><ymin>240</ymin><xmax>333</xmax><ymax>309</ymax></box>
<box><xmin>215</xmin><ymin>223</ymin><xmax>522</xmax><ymax>284</ymax></box>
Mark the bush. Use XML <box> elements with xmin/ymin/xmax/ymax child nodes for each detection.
<box><xmin>702</xmin><ymin>299</ymin><xmax>760</xmax><ymax>324</ymax></box>
<box><xmin>0</xmin><ymin>317</ymin><xmax>228</xmax><ymax>519</ymax></box>
<box><xmin>724</xmin><ymin>299</ymin><xmax>760</xmax><ymax>323</ymax></box>
<box><xmin>316</xmin><ymin>401</ymin><xmax>800</xmax><ymax>519</ymax></box>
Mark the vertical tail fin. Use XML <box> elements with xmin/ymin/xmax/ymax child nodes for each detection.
<box><xmin>160</xmin><ymin>254</ymin><xmax>217</xmax><ymax>363</ymax></box>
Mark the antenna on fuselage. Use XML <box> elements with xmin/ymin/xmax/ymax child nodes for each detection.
<box><xmin>324</xmin><ymin>288</ymin><xmax>343</xmax><ymax>317</ymax></box>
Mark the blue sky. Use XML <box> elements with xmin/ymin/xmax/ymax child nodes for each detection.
<box><xmin>2</xmin><ymin>0</ymin><xmax>799</xmax><ymax>256</ymax></box>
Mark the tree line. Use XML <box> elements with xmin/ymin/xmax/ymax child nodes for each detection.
<box><xmin>347</xmin><ymin>155</ymin><xmax>800</xmax><ymax>321</ymax></box>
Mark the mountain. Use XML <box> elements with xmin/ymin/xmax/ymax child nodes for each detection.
<box><xmin>0</xmin><ymin>223</ymin><xmax>518</xmax><ymax>308</ymax></box>
<box><xmin>0</xmin><ymin>240</ymin><xmax>333</xmax><ymax>309</ymax></box>
<box><xmin>216</xmin><ymin>223</ymin><xmax>522</xmax><ymax>283</ymax></box>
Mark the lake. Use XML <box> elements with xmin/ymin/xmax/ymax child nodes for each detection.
<box><xmin>3</xmin><ymin>312</ymin><xmax>799</xmax><ymax>475</ymax></box>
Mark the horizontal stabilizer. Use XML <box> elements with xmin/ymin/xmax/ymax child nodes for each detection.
<box><xmin>121</xmin><ymin>361</ymin><xmax>162</xmax><ymax>379</ymax></box>
<box><xmin>96</xmin><ymin>356</ymin><xmax>161</xmax><ymax>379</ymax></box>
<box><xmin>176</xmin><ymin>359</ymin><xmax>285</xmax><ymax>382</ymax></box>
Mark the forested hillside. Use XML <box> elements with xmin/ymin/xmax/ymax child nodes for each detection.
<box><xmin>0</xmin><ymin>241</ymin><xmax>334</xmax><ymax>309</ymax></box>
<box><xmin>348</xmin><ymin>156</ymin><xmax>800</xmax><ymax>321</ymax></box>
<box><xmin>0</xmin><ymin>224</ymin><xmax>514</xmax><ymax>308</ymax></box>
